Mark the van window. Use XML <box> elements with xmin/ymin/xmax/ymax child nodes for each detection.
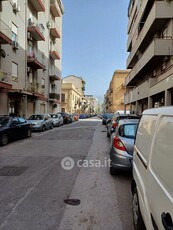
<box><xmin>135</xmin><ymin>115</ymin><xmax>157</xmax><ymax>161</ymax></box>
<box><xmin>150</xmin><ymin>116</ymin><xmax>173</xmax><ymax>194</ymax></box>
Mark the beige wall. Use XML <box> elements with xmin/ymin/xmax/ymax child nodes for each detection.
<box><xmin>0</xmin><ymin>0</ymin><xmax>64</xmax><ymax>117</ymax></box>
<box><xmin>105</xmin><ymin>70</ymin><xmax>130</xmax><ymax>112</ymax></box>
<box><xmin>61</xmin><ymin>83</ymin><xmax>82</xmax><ymax>113</ymax></box>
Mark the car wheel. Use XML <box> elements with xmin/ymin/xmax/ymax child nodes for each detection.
<box><xmin>132</xmin><ymin>188</ymin><xmax>145</xmax><ymax>230</ymax></box>
<box><xmin>110</xmin><ymin>166</ymin><xmax>117</xmax><ymax>175</ymax></box>
<box><xmin>26</xmin><ymin>128</ymin><xmax>32</xmax><ymax>138</ymax></box>
<box><xmin>50</xmin><ymin>124</ymin><xmax>53</xmax><ymax>129</ymax></box>
<box><xmin>42</xmin><ymin>125</ymin><xmax>45</xmax><ymax>132</ymax></box>
<box><xmin>0</xmin><ymin>134</ymin><xmax>9</xmax><ymax>146</ymax></box>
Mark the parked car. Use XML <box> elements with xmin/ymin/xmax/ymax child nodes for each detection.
<box><xmin>57</xmin><ymin>112</ymin><xmax>71</xmax><ymax>124</ymax></box>
<box><xmin>109</xmin><ymin>119</ymin><xmax>139</xmax><ymax>175</ymax></box>
<box><xmin>131</xmin><ymin>106</ymin><xmax>173</xmax><ymax>230</ymax></box>
<box><xmin>0</xmin><ymin>116</ymin><xmax>32</xmax><ymax>146</ymax></box>
<box><xmin>107</xmin><ymin>113</ymin><xmax>139</xmax><ymax>138</ymax></box>
<box><xmin>28</xmin><ymin>114</ymin><xmax>53</xmax><ymax>131</ymax></box>
<box><xmin>50</xmin><ymin>114</ymin><xmax>63</xmax><ymax>127</ymax></box>
<box><xmin>79</xmin><ymin>114</ymin><xmax>86</xmax><ymax>119</ymax></box>
<box><xmin>71</xmin><ymin>113</ymin><xmax>79</xmax><ymax>121</ymax></box>
<box><xmin>102</xmin><ymin>113</ymin><xmax>113</xmax><ymax>125</ymax></box>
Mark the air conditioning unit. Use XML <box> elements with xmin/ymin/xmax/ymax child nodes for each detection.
<box><xmin>27</xmin><ymin>32</ymin><xmax>33</xmax><ymax>40</ymax></box>
<box><xmin>13</xmin><ymin>3</ymin><xmax>20</xmax><ymax>13</ymax></box>
<box><xmin>27</xmin><ymin>67</ymin><xmax>31</xmax><ymax>73</ymax></box>
<box><xmin>12</xmin><ymin>41</ymin><xmax>19</xmax><ymax>50</ymax></box>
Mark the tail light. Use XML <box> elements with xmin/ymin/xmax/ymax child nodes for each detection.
<box><xmin>113</xmin><ymin>137</ymin><xmax>126</xmax><ymax>151</ymax></box>
<box><xmin>112</xmin><ymin>121</ymin><xmax>117</xmax><ymax>129</ymax></box>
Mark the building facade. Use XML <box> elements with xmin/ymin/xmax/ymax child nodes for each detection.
<box><xmin>61</xmin><ymin>75</ymin><xmax>86</xmax><ymax>113</ymax></box>
<box><xmin>104</xmin><ymin>70</ymin><xmax>130</xmax><ymax>112</ymax></box>
<box><xmin>125</xmin><ymin>0</ymin><xmax>173</xmax><ymax>115</ymax></box>
<box><xmin>0</xmin><ymin>0</ymin><xmax>64</xmax><ymax>118</ymax></box>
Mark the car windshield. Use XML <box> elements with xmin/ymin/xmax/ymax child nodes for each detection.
<box><xmin>103</xmin><ymin>113</ymin><xmax>113</xmax><ymax>119</ymax></box>
<box><xmin>119</xmin><ymin>124</ymin><xmax>138</xmax><ymax>139</ymax></box>
<box><xmin>0</xmin><ymin>117</ymin><xmax>10</xmax><ymax>127</ymax></box>
<box><xmin>28</xmin><ymin>115</ymin><xmax>44</xmax><ymax>120</ymax></box>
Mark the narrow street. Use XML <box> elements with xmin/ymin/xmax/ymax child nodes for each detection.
<box><xmin>0</xmin><ymin>117</ymin><xmax>134</xmax><ymax>230</ymax></box>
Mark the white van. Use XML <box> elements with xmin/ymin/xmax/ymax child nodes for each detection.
<box><xmin>132</xmin><ymin>106</ymin><xmax>173</xmax><ymax>230</ymax></box>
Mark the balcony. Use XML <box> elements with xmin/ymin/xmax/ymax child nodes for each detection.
<box><xmin>126</xmin><ymin>38</ymin><xmax>172</xmax><ymax>86</ymax></box>
<box><xmin>50</xmin><ymin>48</ymin><xmax>60</xmax><ymax>60</ymax></box>
<box><xmin>27</xmin><ymin>50</ymin><xmax>45</xmax><ymax>69</ymax></box>
<box><xmin>29</xmin><ymin>0</ymin><xmax>45</xmax><ymax>12</ymax></box>
<box><xmin>0</xmin><ymin>70</ymin><xmax>12</xmax><ymax>89</ymax></box>
<box><xmin>49</xmin><ymin>65</ymin><xmax>61</xmax><ymax>81</ymax></box>
<box><xmin>49</xmin><ymin>93</ymin><xmax>60</xmax><ymax>101</ymax></box>
<box><xmin>27</xmin><ymin>82</ymin><xmax>45</xmax><ymax>96</ymax></box>
<box><xmin>127</xmin><ymin>1</ymin><xmax>173</xmax><ymax>68</ymax></box>
<box><xmin>50</xmin><ymin>0</ymin><xmax>61</xmax><ymax>17</ymax></box>
<box><xmin>0</xmin><ymin>19</ymin><xmax>12</xmax><ymax>45</ymax></box>
<box><xmin>124</xmin><ymin>80</ymin><xmax>150</xmax><ymax>104</ymax></box>
<box><xmin>28</xmin><ymin>18</ymin><xmax>45</xmax><ymax>41</ymax></box>
<box><xmin>50</xmin><ymin>21</ymin><xmax>60</xmax><ymax>38</ymax></box>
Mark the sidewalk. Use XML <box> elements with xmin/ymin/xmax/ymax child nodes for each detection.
<box><xmin>58</xmin><ymin>123</ymin><xmax>123</xmax><ymax>230</ymax></box>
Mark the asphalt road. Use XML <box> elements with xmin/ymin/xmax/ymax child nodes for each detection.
<box><xmin>0</xmin><ymin>117</ymin><xmax>134</xmax><ymax>230</ymax></box>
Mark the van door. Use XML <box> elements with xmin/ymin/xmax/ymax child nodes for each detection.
<box><xmin>147</xmin><ymin>115</ymin><xmax>173</xmax><ymax>229</ymax></box>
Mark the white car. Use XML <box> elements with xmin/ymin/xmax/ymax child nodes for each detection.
<box><xmin>28</xmin><ymin>114</ymin><xmax>53</xmax><ymax>131</ymax></box>
<box><xmin>132</xmin><ymin>106</ymin><xmax>173</xmax><ymax>230</ymax></box>
<box><xmin>50</xmin><ymin>114</ymin><xmax>63</xmax><ymax>127</ymax></box>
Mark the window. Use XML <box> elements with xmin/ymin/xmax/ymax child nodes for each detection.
<box><xmin>61</xmin><ymin>93</ymin><xmax>65</xmax><ymax>102</ymax></box>
<box><xmin>119</xmin><ymin>124</ymin><xmax>138</xmax><ymax>139</ymax></box>
<box><xmin>12</xmin><ymin>23</ymin><xmax>18</xmax><ymax>42</ymax></box>
<box><xmin>41</xmin><ymin>78</ymin><xmax>45</xmax><ymax>89</ymax></box>
<box><xmin>12</xmin><ymin>62</ymin><xmax>18</xmax><ymax>81</ymax></box>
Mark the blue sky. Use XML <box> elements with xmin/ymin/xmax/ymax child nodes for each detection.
<box><xmin>62</xmin><ymin>0</ymin><xmax>129</xmax><ymax>98</ymax></box>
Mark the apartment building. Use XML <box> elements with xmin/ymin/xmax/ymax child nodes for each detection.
<box><xmin>61</xmin><ymin>75</ymin><xmax>86</xmax><ymax>113</ymax></box>
<box><xmin>104</xmin><ymin>70</ymin><xmax>130</xmax><ymax>112</ymax></box>
<box><xmin>125</xmin><ymin>0</ymin><xmax>173</xmax><ymax>115</ymax></box>
<box><xmin>0</xmin><ymin>0</ymin><xmax>64</xmax><ymax>118</ymax></box>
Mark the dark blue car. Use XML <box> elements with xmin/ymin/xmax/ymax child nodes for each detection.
<box><xmin>0</xmin><ymin>116</ymin><xmax>32</xmax><ymax>146</ymax></box>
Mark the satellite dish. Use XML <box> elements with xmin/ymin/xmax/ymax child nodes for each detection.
<box><xmin>0</xmin><ymin>49</ymin><xmax>6</xmax><ymax>58</ymax></box>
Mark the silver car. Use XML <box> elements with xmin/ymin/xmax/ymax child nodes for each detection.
<box><xmin>50</xmin><ymin>114</ymin><xmax>63</xmax><ymax>127</ymax></box>
<box><xmin>28</xmin><ymin>114</ymin><xmax>53</xmax><ymax>131</ymax></box>
<box><xmin>109</xmin><ymin>119</ymin><xmax>139</xmax><ymax>175</ymax></box>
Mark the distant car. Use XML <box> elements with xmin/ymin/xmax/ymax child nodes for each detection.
<box><xmin>50</xmin><ymin>114</ymin><xmax>63</xmax><ymax>127</ymax></box>
<box><xmin>106</xmin><ymin>114</ymin><xmax>140</xmax><ymax>138</ymax></box>
<box><xmin>109</xmin><ymin>119</ymin><xmax>139</xmax><ymax>175</ymax></box>
<box><xmin>79</xmin><ymin>114</ymin><xmax>86</xmax><ymax>119</ymax></box>
<box><xmin>0</xmin><ymin>116</ymin><xmax>32</xmax><ymax>146</ymax></box>
<box><xmin>57</xmin><ymin>112</ymin><xmax>71</xmax><ymax>124</ymax></box>
<box><xmin>102</xmin><ymin>113</ymin><xmax>113</xmax><ymax>125</ymax></box>
<box><xmin>28</xmin><ymin>114</ymin><xmax>53</xmax><ymax>131</ymax></box>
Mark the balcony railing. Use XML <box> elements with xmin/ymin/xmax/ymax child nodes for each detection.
<box><xmin>29</xmin><ymin>0</ymin><xmax>45</xmax><ymax>12</ymax></box>
<box><xmin>49</xmin><ymin>92</ymin><xmax>60</xmax><ymax>101</ymax></box>
<box><xmin>50</xmin><ymin>21</ymin><xmax>60</xmax><ymax>38</ymax></box>
<box><xmin>50</xmin><ymin>48</ymin><xmax>60</xmax><ymax>60</ymax></box>
<box><xmin>0</xmin><ymin>19</ymin><xmax>12</xmax><ymax>45</ymax></box>
<box><xmin>28</xmin><ymin>18</ymin><xmax>45</xmax><ymax>41</ymax></box>
<box><xmin>0</xmin><ymin>70</ymin><xmax>12</xmax><ymax>89</ymax></box>
<box><xmin>126</xmin><ymin>38</ymin><xmax>173</xmax><ymax>86</ymax></box>
<box><xmin>27</xmin><ymin>50</ymin><xmax>45</xmax><ymax>69</ymax></box>
<box><xmin>50</xmin><ymin>0</ymin><xmax>61</xmax><ymax>17</ymax></box>
<box><xmin>27</xmin><ymin>82</ymin><xmax>45</xmax><ymax>95</ymax></box>
<box><xmin>49</xmin><ymin>65</ymin><xmax>61</xmax><ymax>81</ymax></box>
